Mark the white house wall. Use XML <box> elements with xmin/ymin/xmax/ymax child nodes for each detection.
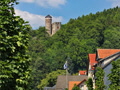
<box><xmin>78</xmin><ymin>82</ymin><xmax>88</xmax><ymax>90</ymax></box>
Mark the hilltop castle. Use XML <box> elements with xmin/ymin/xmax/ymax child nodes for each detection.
<box><xmin>45</xmin><ymin>15</ymin><xmax>61</xmax><ymax>36</ymax></box>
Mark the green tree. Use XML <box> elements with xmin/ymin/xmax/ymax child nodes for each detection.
<box><xmin>108</xmin><ymin>59</ymin><xmax>120</xmax><ymax>90</ymax></box>
<box><xmin>86</xmin><ymin>78</ymin><xmax>93</xmax><ymax>90</ymax></box>
<box><xmin>65</xmin><ymin>56</ymin><xmax>74</xmax><ymax>75</ymax></box>
<box><xmin>29</xmin><ymin>56</ymin><xmax>49</xmax><ymax>90</ymax></box>
<box><xmin>102</xmin><ymin>27</ymin><xmax>120</xmax><ymax>49</ymax></box>
<box><xmin>95</xmin><ymin>67</ymin><xmax>106</xmax><ymax>90</ymax></box>
<box><xmin>72</xmin><ymin>84</ymin><xmax>81</xmax><ymax>90</ymax></box>
<box><xmin>37</xmin><ymin>70</ymin><xmax>66</xmax><ymax>90</ymax></box>
<box><xmin>0</xmin><ymin>0</ymin><xmax>31</xmax><ymax>90</ymax></box>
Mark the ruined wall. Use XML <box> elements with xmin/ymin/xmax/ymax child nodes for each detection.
<box><xmin>52</xmin><ymin>22</ymin><xmax>61</xmax><ymax>35</ymax></box>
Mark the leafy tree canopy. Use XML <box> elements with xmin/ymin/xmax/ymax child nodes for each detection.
<box><xmin>37</xmin><ymin>70</ymin><xmax>66</xmax><ymax>90</ymax></box>
<box><xmin>0</xmin><ymin>0</ymin><xmax>31</xmax><ymax>90</ymax></box>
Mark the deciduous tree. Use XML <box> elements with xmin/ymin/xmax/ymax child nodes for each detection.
<box><xmin>0</xmin><ymin>0</ymin><xmax>31</xmax><ymax>90</ymax></box>
<box><xmin>37</xmin><ymin>70</ymin><xmax>66</xmax><ymax>90</ymax></box>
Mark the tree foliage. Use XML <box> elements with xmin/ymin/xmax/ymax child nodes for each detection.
<box><xmin>72</xmin><ymin>84</ymin><xmax>81</xmax><ymax>90</ymax></box>
<box><xmin>37</xmin><ymin>70</ymin><xmax>66</xmax><ymax>90</ymax></box>
<box><xmin>86</xmin><ymin>78</ymin><xmax>93</xmax><ymax>90</ymax></box>
<box><xmin>108</xmin><ymin>59</ymin><xmax>120</xmax><ymax>90</ymax></box>
<box><xmin>0</xmin><ymin>0</ymin><xmax>31</xmax><ymax>90</ymax></box>
<box><xmin>95</xmin><ymin>67</ymin><xmax>105</xmax><ymax>90</ymax></box>
<box><xmin>102</xmin><ymin>27</ymin><xmax>120</xmax><ymax>49</ymax></box>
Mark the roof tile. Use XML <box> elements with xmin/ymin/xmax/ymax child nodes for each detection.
<box><xmin>88</xmin><ymin>54</ymin><xmax>97</xmax><ymax>70</ymax></box>
<box><xmin>79</xmin><ymin>71</ymin><xmax>87</xmax><ymax>75</ymax></box>
<box><xmin>97</xmin><ymin>49</ymin><xmax>120</xmax><ymax>59</ymax></box>
<box><xmin>69</xmin><ymin>81</ymin><xmax>81</xmax><ymax>90</ymax></box>
<box><xmin>56</xmin><ymin>75</ymin><xmax>88</xmax><ymax>90</ymax></box>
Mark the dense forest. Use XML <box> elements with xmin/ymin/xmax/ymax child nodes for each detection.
<box><xmin>28</xmin><ymin>7</ymin><xmax>120</xmax><ymax>89</ymax></box>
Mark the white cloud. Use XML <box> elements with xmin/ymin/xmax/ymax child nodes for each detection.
<box><xmin>19</xmin><ymin>0</ymin><xmax>67</xmax><ymax>8</ymax></box>
<box><xmin>15</xmin><ymin>9</ymin><xmax>63</xmax><ymax>29</ymax></box>
<box><xmin>107</xmin><ymin>0</ymin><xmax>120</xmax><ymax>7</ymax></box>
<box><xmin>20</xmin><ymin>0</ymin><xmax>34</xmax><ymax>3</ymax></box>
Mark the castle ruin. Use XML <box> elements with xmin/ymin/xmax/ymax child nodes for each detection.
<box><xmin>45</xmin><ymin>15</ymin><xmax>61</xmax><ymax>36</ymax></box>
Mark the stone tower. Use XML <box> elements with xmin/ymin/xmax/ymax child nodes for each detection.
<box><xmin>45</xmin><ymin>15</ymin><xmax>52</xmax><ymax>35</ymax></box>
<box><xmin>45</xmin><ymin>15</ymin><xmax>61</xmax><ymax>36</ymax></box>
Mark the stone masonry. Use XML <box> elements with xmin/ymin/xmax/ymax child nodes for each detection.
<box><xmin>45</xmin><ymin>15</ymin><xmax>61</xmax><ymax>36</ymax></box>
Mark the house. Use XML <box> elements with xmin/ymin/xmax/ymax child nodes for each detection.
<box><xmin>87</xmin><ymin>54</ymin><xmax>97</xmax><ymax>78</ymax></box>
<box><xmin>94</xmin><ymin>49</ymin><xmax>120</xmax><ymax>89</ymax></box>
<box><xmin>86</xmin><ymin>49</ymin><xmax>120</xmax><ymax>89</ymax></box>
<box><xmin>79</xmin><ymin>70</ymin><xmax>87</xmax><ymax>76</ymax></box>
<box><xmin>55</xmin><ymin>75</ymin><xmax>88</xmax><ymax>90</ymax></box>
<box><xmin>44</xmin><ymin>49</ymin><xmax>120</xmax><ymax>90</ymax></box>
<box><xmin>69</xmin><ymin>79</ymin><xmax>87</xmax><ymax>90</ymax></box>
<box><xmin>87</xmin><ymin>54</ymin><xmax>98</xmax><ymax>88</ymax></box>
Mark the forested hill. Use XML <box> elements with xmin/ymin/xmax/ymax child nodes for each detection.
<box><xmin>28</xmin><ymin>7</ymin><xmax>120</xmax><ymax>89</ymax></box>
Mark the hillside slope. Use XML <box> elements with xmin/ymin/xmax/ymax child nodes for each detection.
<box><xmin>28</xmin><ymin>7</ymin><xmax>120</xmax><ymax>89</ymax></box>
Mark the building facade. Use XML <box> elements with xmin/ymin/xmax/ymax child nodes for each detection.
<box><xmin>93</xmin><ymin>49</ymin><xmax>120</xmax><ymax>89</ymax></box>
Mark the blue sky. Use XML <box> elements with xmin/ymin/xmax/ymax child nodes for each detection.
<box><xmin>15</xmin><ymin>0</ymin><xmax>120</xmax><ymax>29</ymax></box>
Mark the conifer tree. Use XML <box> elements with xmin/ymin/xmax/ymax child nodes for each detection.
<box><xmin>95</xmin><ymin>67</ymin><xmax>106</xmax><ymax>90</ymax></box>
<box><xmin>108</xmin><ymin>59</ymin><xmax>120</xmax><ymax>90</ymax></box>
<box><xmin>86</xmin><ymin>78</ymin><xmax>93</xmax><ymax>90</ymax></box>
<box><xmin>0</xmin><ymin>0</ymin><xmax>31</xmax><ymax>90</ymax></box>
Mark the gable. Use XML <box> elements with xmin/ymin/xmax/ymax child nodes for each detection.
<box><xmin>69</xmin><ymin>79</ymin><xmax>86</xmax><ymax>90</ymax></box>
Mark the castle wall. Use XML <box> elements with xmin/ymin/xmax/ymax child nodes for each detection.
<box><xmin>52</xmin><ymin>22</ymin><xmax>61</xmax><ymax>35</ymax></box>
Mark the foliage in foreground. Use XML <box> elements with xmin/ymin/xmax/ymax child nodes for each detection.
<box><xmin>0</xmin><ymin>0</ymin><xmax>31</xmax><ymax>90</ymax></box>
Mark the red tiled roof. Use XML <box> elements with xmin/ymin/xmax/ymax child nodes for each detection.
<box><xmin>79</xmin><ymin>71</ymin><xmax>87</xmax><ymax>75</ymax></box>
<box><xmin>56</xmin><ymin>75</ymin><xmax>88</xmax><ymax>89</ymax></box>
<box><xmin>69</xmin><ymin>79</ymin><xmax>86</xmax><ymax>90</ymax></box>
<box><xmin>88</xmin><ymin>54</ymin><xmax>97</xmax><ymax>70</ymax></box>
<box><xmin>69</xmin><ymin>81</ymin><xmax>81</xmax><ymax>90</ymax></box>
<box><xmin>97</xmin><ymin>49</ymin><xmax>120</xmax><ymax>59</ymax></box>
